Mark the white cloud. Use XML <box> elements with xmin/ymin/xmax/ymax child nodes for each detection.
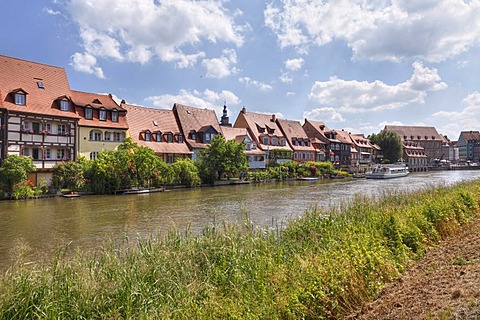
<box><xmin>432</xmin><ymin>92</ymin><xmax>480</xmax><ymax>137</ymax></box>
<box><xmin>286</xmin><ymin>91</ymin><xmax>296</xmax><ymax>97</ymax></box>
<box><xmin>201</xmin><ymin>48</ymin><xmax>238</xmax><ymax>78</ymax></box>
<box><xmin>284</xmin><ymin>58</ymin><xmax>304</xmax><ymax>71</ymax></box>
<box><xmin>238</xmin><ymin>77</ymin><xmax>273</xmax><ymax>92</ymax></box>
<box><xmin>70</xmin><ymin>52</ymin><xmax>105</xmax><ymax>79</ymax></box>
<box><xmin>265</xmin><ymin>0</ymin><xmax>480</xmax><ymax>62</ymax></box>
<box><xmin>303</xmin><ymin>107</ymin><xmax>345</xmax><ymax>123</ymax></box>
<box><xmin>44</xmin><ymin>7</ymin><xmax>61</xmax><ymax>15</ymax></box>
<box><xmin>307</xmin><ymin>61</ymin><xmax>447</xmax><ymax>113</ymax></box>
<box><xmin>145</xmin><ymin>89</ymin><xmax>241</xmax><ymax>116</ymax></box>
<box><xmin>67</xmin><ymin>0</ymin><xmax>245</xmax><ymax>77</ymax></box>
<box><xmin>280</xmin><ymin>72</ymin><xmax>293</xmax><ymax>84</ymax></box>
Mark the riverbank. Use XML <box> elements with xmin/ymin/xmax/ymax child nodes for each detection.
<box><xmin>1</xmin><ymin>179</ymin><xmax>479</xmax><ymax>318</ymax></box>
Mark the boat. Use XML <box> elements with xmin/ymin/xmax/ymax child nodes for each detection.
<box><xmin>62</xmin><ymin>192</ymin><xmax>81</xmax><ymax>198</ymax></box>
<box><xmin>352</xmin><ymin>173</ymin><xmax>366</xmax><ymax>178</ymax></box>
<box><xmin>122</xmin><ymin>187</ymin><xmax>165</xmax><ymax>195</ymax></box>
<box><xmin>297</xmin><ymin>177</ymin><xmax>319</xmax><ymax>181</ymax></box>
<box><xmin>365</xmin><ymin>164</ymin><xmax>409</xmax><ymax>179</ymax></box>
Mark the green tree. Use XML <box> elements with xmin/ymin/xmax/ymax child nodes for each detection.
<box><xmin>372</xmin><ymin>130</ymin><xmax>403</xmax><ymax>163</ymax></box>
<box><xmin>0</xmin><ymin>155</ymin><xmax>36</xmax><ymax>192</ymax></box>
<box><xmin>51</xmin><ymin>161</ymin><xmax>85</xmax><ymax>191</ymax></box>
<box><xmin>197</xmin><ymin>135</ymin><xmax>248</xmax><ymax>184</ymax></box>
<box><xmin>172</xmin><ymin>159</ymin><xmax>201</xmax><ymax>187</ymax></box>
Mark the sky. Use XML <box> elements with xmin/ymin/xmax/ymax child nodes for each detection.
<box><xmin>1</xmin><ymin>0</ymin><xmax>480</xmax><ymax>141</ymax></box>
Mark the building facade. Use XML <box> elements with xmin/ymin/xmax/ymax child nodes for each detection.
<box><xmin>123</xmin><ymin>103</ymin><xmax>191</xmax><ymax>163</ymax></box>
<box><xmin>0</xmin><ymin>55</ymin><xmax>79</xmax><ymax>179</ymax></box>
<box><xmin>457</xmin><ymin>131</ymin><xmax>480</xmax><ymax>162</ymax></box>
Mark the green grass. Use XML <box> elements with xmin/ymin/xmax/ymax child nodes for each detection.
<box><xmin>1</xmin><ymin>181</ymin><xmax>480</xmax><ymax>319</ymax></box>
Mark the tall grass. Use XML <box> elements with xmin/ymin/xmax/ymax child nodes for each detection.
<box><xmin>1</xmin><ymin>181</ymin><xmax>479</xmax><ymax>319</ymax></box>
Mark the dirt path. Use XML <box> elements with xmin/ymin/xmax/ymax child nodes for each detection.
<box><xmin>357</xmin><ymin>218</ymin><xmax>480</xmax><ymax>320</ymax></box>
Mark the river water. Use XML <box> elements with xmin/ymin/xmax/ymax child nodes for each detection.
<box><xmin>1</xmin><ymin>170</ymin><xmax>480</xmax><ymax>272</ymax></box>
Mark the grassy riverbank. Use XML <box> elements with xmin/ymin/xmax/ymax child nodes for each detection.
<box><xmin>1</xmin><ymin>181</ymin><xmax>479</xmax><ymax>319</ymax></box>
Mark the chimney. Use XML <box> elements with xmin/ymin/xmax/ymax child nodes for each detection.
<box><xmin>241</xmin><ymin>106</ymin><xmax>246</xmax><ymax>113</ymax></box>
<box><xmin>120</xmin><ymin>99</ymin><xmax>126</xmax><ymax>104</ymax></box>
<box><xmin>271</xmin><ymin>114</ymin><xmax>276</xmax><ymax>122</ymax></box>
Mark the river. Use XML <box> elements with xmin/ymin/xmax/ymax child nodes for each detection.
<box><xmin>1</xmin><ymin>170</ymin><xmax>480</xmax><ymax>272</ymax></box>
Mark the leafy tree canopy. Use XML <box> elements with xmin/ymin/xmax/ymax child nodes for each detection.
<box><xmin>197</xmin><ymin>135</ymin><xmax>248</xmax><ymax>183</ymax></box>
<box><xmin>0</xmin><ymin>155</ymin><xmax>36</xmax><ymax>192</ymax></box>
<box><xmin>372</xmin><ymin>129</ymin><xmax>403</xmax><ymax>163</ymax></box>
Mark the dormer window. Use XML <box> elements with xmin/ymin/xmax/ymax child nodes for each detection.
<box><xmin>190</xmin><ymin>131</ymin><xmax>196</xmax><ymax>140</ymax></box>
<box><xmin>156</xmin><ymin>132</ymin><xmax>162</xmax><ymax>142</ymax></box>
<box><xmin>85</xmin><ymin>107</ymin><xmax>93</xmax><ymax>120</ymax></box>
<box><xmin>99</xmin><ymin>109</ymin><xmax>107</xmax><ymax>121</ymax></box>
<box><xmin>263</xmin><ymin>136</ymin><xmax>269</xmax><ymax>145</ymax></box>
<box><xmin>145</xmin><ymin>131</ymin><xmax>151</xmax><ymax>141</ymax></box>
<box><xmin>111</xmin><ymin>109</ymin><xmax>119</xmax><ymax>122</ymax></box>
<box><xmin>178</xmin><ymin>134</ymin><xmax>183</xmax><ymax>143</ymax></box>
<box><xmin>167</xmin><ymin>133</ymin><xmax>173</xmax><ymax>143</ymax></box>
<box><xmin>272</xmin><ymin>137</ymin><xmax>278</xmax><ymax>146</ymax></box>
<box><xmin>60</xmin><ymin>99</ymin><xmax>69</xmax><ymax>111</ymax></box>
<box><xmin>15</xmin><ymin>92</ymin><xmax>26</xmax><ymax>106</ymax></box>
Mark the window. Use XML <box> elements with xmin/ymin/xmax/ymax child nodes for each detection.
<box><xmin>104</xmin><ymin>131</ymin><xmax>112</xmax><ymax>141</ymax></box>
<box><xmin>23</xmin><ymin>148</ymin><xmax>30</xmax><ymax>157</ymax></box>
<box><xmin>37</xmin><ymin>81</ymin><xmax>45</xmax><ymax>89</ymax></box>
<box><xmin>272</xmin><ymin>137</ymin><xmax>278</xmax><ymax>146</ymax></box>
<box><xmin>57</xmin><ymin>124</ymin><xmax>66</xmax><ymax>135</ymax></box>
<box><xmin>167</xmin><ymin>133</ymin><xmax>173</xmax><ymax>143</ymax></box>
<box><xmin>44</xmin><ymin>149</ymin><xmax>51</xmax><ymax>159</ymax></box>
<box><xmin>178</xmin><ymin>134</ymin><xmax>183</xmax><ymax>143</ymax></box>
<box><xmin>60</xmin><ymin>99</ymin><xmax>69</xmax><ymax>111</ymax></box>
<box><xmin>167</xmin><ymin>155</ymin><xmax>174</xmax><ymax>164</ymax></box>
<box><xmin>15</xmin><ymin>92</ymin><xmax>26</xmax><ymax>105</ymax></box>
<box><xmin>111</xmin><ymin>109</ymin><xmax>118</xmax><ymax>122</ymax></box>
<box><xmin>85</xmin><ymin>107</ymin><xmax>93</xmax><ymax>120</ymax></box>
<box><xmin>32</xmin><ymin>148</ymin><xmax>40</xmax><ymax>160</ymax></box>
<box><xmin>89</xmin><ymin>130</ymin><xmax>102</xmax><ymax>141</ymax></box>
<box><xmin>99</xmin><ymin>109</ymin><xmax>107</xmax><ymax>121</ymax></box>
<box><xmin>280</xmin><ymin>139</ymin><xmax>286</xmax><ymax>146</ymax></box>
<box><xmin>32</xmin><ymin>122</ymin><xmax>41</xmax><ymax>134</ymax></box>
<box><xmin>113</xmin><ymin>132</ymin><xmax>124</xmax><ymax>142</ymax></box>
<box><xmin>263</xmin><ymin>137</ymin><xmax>269</xmax><ymax>145</ymax></box>
<box><xmin>205</xmin><ymin>132</ymin><xmax>211</xmax><ymax>143</ymax></box>
<box><xmin>156</xmin><ymin>132</ymin><xmax>162</xmax><ymax>142</ymax></box>
<box><xmin>145</xmin><ymin>132</ymin><xmax>151</xmax><ymax>141</ymax></box>
<box><xmin>43</xmin><ymin>123</ymin><xmax>51</xmax><ymax>133</ymax></box>
<box><xmin>191</xmin><ymin>132</ymin><xmax>196</xmax><ymax>140</ymax></box>
<box><xmin>57</xmin><ymin>149</ymin><xmax>66</xmax><ymax>159</ymax></box>
<box><xmin>90</xmin><ymin>151</ymin><xmax>99</xmax><ymax>160</ymax></box>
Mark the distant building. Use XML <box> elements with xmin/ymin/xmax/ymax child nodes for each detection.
<box><xmin>0</xmin><ymin>55</ymin><xmax>79</xmax><ymax>184</ymax></box>
<box><xmin>122</xmin><ymin>103</ymin><xmax>191</xmax><ymax>163</ymax></box>
<box><xmin>457</xmin><ymin>131</ymin><xmax>480</xmax><ymax>162</ymax></box>
<box><xmin>221</xmin><ymin>126</ymin><xmax>266</xmax><ymax>170</ymax></box>
<box><xmin>384</xmin><ymin>125</ymin><xmax>444</xmax><ymax>165</ymax></box>
<box><xmin>173</xmin><ymin>103</ymin><xmax>222</xmax><ymax>160</ymax></box>
<box><xmin>71</xmin><ymin>91</ymin><xmax>128</xmax><ymax>160</ymax></box>
<box><xmin>276</xmin><ymin>118</ymin><xmax>315</xmax><ymax>162</ymax></box>
<box><xmin>234</xmin><ymin>107</ymin><xmax>293</xmax><ymax>164</ymax></box>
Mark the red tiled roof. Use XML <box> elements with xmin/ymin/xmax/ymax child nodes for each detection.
<box><xmin>277</xmin><ymin>118</ymin><xmax>315</xmax><ymax>152</ymax></box>
<box><xmin>460</xmin><ymin>131</ymin><xmax>480</xmax><ymax>141</ymax></box>
<box><xmin>0</xmin><ymin>55</ymin><xmax>79</xmax><ymax>119</ymax></box>
<box><xmin>173</xmin><ymin>103</ymin><xmax>222</xmax><ymax>149</ymax></box>
<box><xmin>234</xmin><ymin>108</ymin><xmax>292</xmax><ymax>151</ymax></box>
<box><xmin>123</xmin><ymin>103</ymin><xmax>191</xmax><ymax>155</ymax></box>
<box><xmin>304</xmin><ymin>119</ymin><xmax>330</xmax><ymax>132</ymax></box>
<box><xmin>72</xmin><ymin>90</ymin><xmax>128</xmax><ymax>129</ymax></box>
<box><xmin>384</xmin><ymin>125</ymin><xmax>444</xmax><ymax>141</ymax></box>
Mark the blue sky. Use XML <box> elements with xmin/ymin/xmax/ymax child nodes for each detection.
<box><xmin>1</xmin><ymin>0</ymin><xmax>480</xmax><ymax>140</ymax></box>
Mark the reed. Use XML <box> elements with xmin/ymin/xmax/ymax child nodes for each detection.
<box><xmin>1</xmin><ymin>180</ymin><xmax>479</xmax><ymax>319</ymax></box>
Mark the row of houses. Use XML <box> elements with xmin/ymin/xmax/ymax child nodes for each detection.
<box><xmin>0</xmin><ymin>55</ymin><xmax>475</xmax><ymax>183</ymax></box>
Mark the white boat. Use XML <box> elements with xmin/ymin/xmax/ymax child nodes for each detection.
<box><xmin>365</xmin><ymin>164</ymin><xmax>409</xmax><ymax>179</ymax></box>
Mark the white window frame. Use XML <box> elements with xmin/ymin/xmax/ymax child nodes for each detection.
<box><xmin>111</xmin><ymin>109</ymin><xmax>118</xmax><ymax>122</ymax></box>
<box><xmin>15</xmin><ymin>92</ymin><xmax>26</xmax><ymax>106</ymax></box>
<box><xmin>85</xmin><ymin>107</ymin><xmax>93</xmax><ymax>120</ymax></box>
<box><xmin>60</xmin><ymin>99</ymin><xmax>69</xmax><ymax>111</ymax></box>
<box><xmin>57</xmin><ymin>149</ymin><xmax>66</xmax><ymax>160</ymax></box>
<box><xmin>99</xmin><ymin>109</ymin><xmax>107</xmax><ymax>121</ymax></box>
<box><xmin>57</xmin><ymin>124</ymin><xmax>66</xmax><ymax>135</ymax></box>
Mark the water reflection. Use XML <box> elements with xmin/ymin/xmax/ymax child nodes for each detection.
<box><xmin>1</xmin><ymin>170</ymin><xmax>480</xmax><ymax>271</ymax></box>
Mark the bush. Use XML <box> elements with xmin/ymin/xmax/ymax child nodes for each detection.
<box><xmin>171</xmin><ymin>159</ymin><xmax>201</xmax><ymax>187</ymax></box>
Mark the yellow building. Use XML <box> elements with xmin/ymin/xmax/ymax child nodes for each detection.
<box><xmin>70</xmin><ymin>91</ymin><xmax>128</xmax><ymax>160</ymax></box>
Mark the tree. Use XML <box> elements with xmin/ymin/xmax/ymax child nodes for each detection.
<box><xmin>172</xmin><ymin>159</ymin><xmax>201</xmax><ymax>187</ymax></box>
<box><xmin>0</xmin><ymin>155</ymin><xmax>36</xmax><ymax>192</ymax></box>
<box><xmin>372</xmin><ymin>130</ymin><xmax>403</xmax><ymax>163</ymax></box>
<box><xmin>197</xmin><ymin>135</ymin><xmax>248</xmax><ymax>184</ymax></box>
<box><xmin>51</xmin><ymin>161</ymin><xmax>85</xmax><ymax>191</ymax></box>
